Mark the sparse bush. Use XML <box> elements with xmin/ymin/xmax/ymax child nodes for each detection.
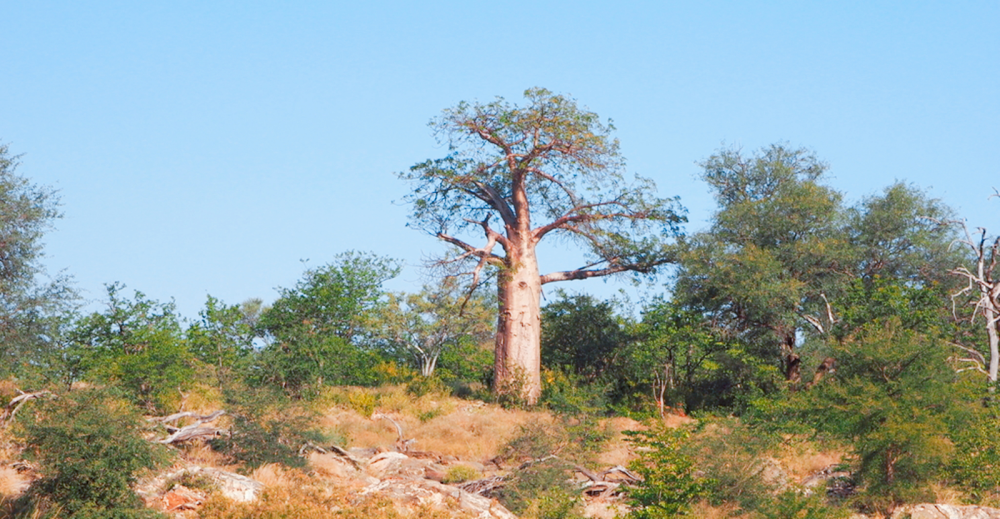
<box><xmin>15</xmin><ymin>388</ymin><xmax>169</xmax><ymax>518</ymax></box>
<box><xmin>442</xmin><ymin>465</ymin><xmax>480</xmax><ymax>484</ymax></box>
<box><xmin>211</xmin><ymin>388</ymin><xmax>332</xmax><ymax>472</ymax></box>
<box><xmin>624</xmin><ymin>425</ymin><xmax>708</xmax><ymax>518</ymax></box>
<box><xmin>495</xmin><ymin>457</ymin><xmax>582</xmax><ymax>519</ymax></box>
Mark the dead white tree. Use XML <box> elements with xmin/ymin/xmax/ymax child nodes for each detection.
<box><xmin>946</xmin><ymin>210</ymin><xmax>1000</xmax><ymax>385</ymax></box>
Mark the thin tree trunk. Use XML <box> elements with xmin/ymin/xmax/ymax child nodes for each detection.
<box><xmin>494</xmin><ymin>246</ymin><xmax>543</xmax><ymax>404</ymax></box>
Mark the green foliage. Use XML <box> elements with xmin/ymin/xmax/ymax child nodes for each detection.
<box><xmin>752</xmin><ymin>490</ymin><xmax>850</xmax><ymax>519</ymax></box>
<box><xmin>186</xmin><ymin>295</ymin><xmax>260</xmax><ymax>385</ymax></box>
<box><xmin>683</xmin><ymin>417</ymin><xmax>780</xmax><ymax>511</ymax></box>
<box><xmin>952</xmin><ymin>403</ymin><xmax>1000</xmax><ymax>503</ymax></box>
<box><xmin>795</xmin><ymin>320</ymin><xmax>961</xmax><ymax>513</ymax></box>
<box><xmin>541</xmin><ymin>291</ymin><xmax>627</xmax><ymax>383</ymax></box>
<box><xmin>256</xmin><ymin>251</ymin><xmax>400</xmax><ymax>394</ymax></box>
<box><xmin>16</xmin><ymin>388</ymin><xmax>168</xmax><ymax>518</ymax></box>
<box><xmin>255</xmin><ymin>333</ymin><xmax>381</xmax><ymax>394</ymax></box>
<box><xmin>494</xmin><ymin>457</ymin><xmax>583</xmax><ymax>519</ymax></box>
<box><xmin>70</xmin><ymin>283</ymin><xmax>195</xmax><ymax>412</ymax></box>
<box><xmin>846</xmin><ymin>181</ymin><xmax>963</xmax><ymax>289</ymax></box>
<box><xmin>442</xmin><ymin>465</ymin><xmax>480</xmax><ymax>484</ymax></box>
<box><xmin>539</xmin><ymin>368</ymin><xmax>607</xmax><ymax>416</ymax></box>
<box><xmin>614</xmin><ymin>299</ymin><xmax>737</xmax><ymax>413</ymax></box>
<box><xmin>624</xmin><ymin>426</ymin><xmax>708</xmax><ymax>518</ymax></box>
<box><xmin>262</xmin><ymin>251</ymin><xmax>401</xmax><ymax>345</ymax></box>
<box><xmin>211</xmin><ymin>387</ymin><xmax>331</xmax><ymax>471</ymax></box>
<box><xmin>677</xmin><ymin>145</ymin><xmax>849</xmax><ymax>378</ymax></box>
<box><xmin>378</xmin><ymin>278</ymin><xmax>494</xmax><ymax>378</ymax></box>
<box><xmin>0</xmin><ymin>142</ymin><xmax>78</xmax><ymax>384</ymax></box>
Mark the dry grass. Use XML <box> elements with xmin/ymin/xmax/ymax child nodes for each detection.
<box><xmin>315</xmin><ymin>388</ymin><xmax>554</xmax><ymax>461</ymax></box>
<box><xmin>0</xmin><ymin>467</ymin><xmax>28</xmax><ymax>499</ymax></box>
<box><xmin>689</xmin><ymin>500</ymin><xmax>749</xmax><ymax>519</ymax></box>
<box><xmin>774</xmin><ymin>436</ymin><xmax>848</xmax><ymax>483</ymax></box>
<box><xmin>196</xmin><ymin>464</ymin><xmax>457</xmax><ymax>519</ymax></box>
<box><xmin>596</xmin><ymin>417</ymin><xmax>643</xmax><ymax>468</ymax></box>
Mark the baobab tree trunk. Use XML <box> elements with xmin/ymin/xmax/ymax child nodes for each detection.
<box><xmin>494</xmin><ymin>244</ymin><xmax>543</xmax><ymax>404</ymax></box>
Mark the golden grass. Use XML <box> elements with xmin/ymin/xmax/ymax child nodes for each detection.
<box><xmin>0</xmin><ymin>467</ymin><xmax>28</xmax><ymax>499</ymax></box>
<box><xmin>774</xmin><ymin>436</ymin><xmax>848</xmax><ymax>483</ymax></box>
<box><xmin>315</xmin><ymin>388</ymin><xmax>554</xmax><ymax>461</ymax></box>
<box><xmin>596</xmin><ymin>417</ymin><xmax>644</xmax><ymax>468</ymax></box>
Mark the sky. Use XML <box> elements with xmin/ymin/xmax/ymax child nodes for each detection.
<box><xmin>1</xmin><ymin>2</ymin><xmax>997</xmax><ymax>320</ymax></box>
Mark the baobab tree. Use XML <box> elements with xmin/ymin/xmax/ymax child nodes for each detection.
<box><xmin>400</xmin><ymin>88</ymin><xmax>684</xmax><ymax>403</ymax></box>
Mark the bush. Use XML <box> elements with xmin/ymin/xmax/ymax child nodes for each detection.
<box><xmin>494</xmin><ymin>457</ymin><xmax>582</xmax><ymax>519</ymax></box>
<box><xmin>624</xmin><ymin>425</ymin><xmax>708</xmax><ymax>518</ymax></box>
<box><xmin>15</xmin><ymin>388</ymin><xmax>169</xmax><ymax>518</ymax></box>
<box><xmin>211</xmin><ymin>388</ymin><xmax>334</xmax><ymax>472</ymax></box>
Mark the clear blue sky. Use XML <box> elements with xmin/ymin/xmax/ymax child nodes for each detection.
<box><xmin>2</xmin><ymin>2</ymin><xmax>997</xmax><ymax>319</ymax></box>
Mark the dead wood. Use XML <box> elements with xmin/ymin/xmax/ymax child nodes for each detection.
<box><xmin>154</xmin><ymin>410</ymin><xmax>227</xmax><ymax>444</ymax></box>
<box><xmin>1</xmin><ymin>390</ymin><xmax>53</xmax><ymax>428</ymax></box>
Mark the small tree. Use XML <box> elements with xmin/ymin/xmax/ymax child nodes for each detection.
<box><xmin>380</xmin><ymin>279</ymin><xmax>494</xmax><ymax>377</ymax></box>
<box><xmin>187</xmin><ymin>295</ymin><xmax>261</xmax><ymax>385</ymax></box>
<box><xmin>401</xmin><ymin>88</ymin><xmax>684</xmax><ymax>403</ymax></box>
<box><xmin>18</xmin><ymin>388</ymin><xmax>168</xmax><ymax>518</ymax></box>
<box><xmin>71</xmin><ymin>283</ymin><xmax>194</xmax><ymax>413</ymax></box>
<box><xmin>540</xmin><ymin>291</ymin><xmax>627</xmax><ymax>384</ymax></box>
<box><xmin>256</xmin><ymin>251</ymin><xmax>399</xmax><ymax>392</ymax></box>
<box><xmin>0</xmin><ymin>142</ymin><xmax>78</xmax><ymax>383</ymax></box>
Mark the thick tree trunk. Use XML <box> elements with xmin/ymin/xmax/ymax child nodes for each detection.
<box><xmin>494</xmin><ymin>246</ymin><xmax>543</xmax><ymax>404</ymax></box>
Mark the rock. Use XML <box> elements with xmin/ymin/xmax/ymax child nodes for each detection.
<box><xmin>162</xmin><ymin>484</ymin><xmax>206</xmax><ymax>511</ymax></box>
<box><xmin>893</xmin><ymin>504</ymin><xmax>1000</xmax><ymax>519</ymax></box>
<box><xmin>199</xmin><ymin>467</ymin><xmax>263</xmax><ymax>503</ymax></box>
<box><xmin>361</xmin><ymin>478</ymin><xmax>517</xmax><ymax>518</ymax></box>
<box><xmin>138</xmin><ymin>465</ymin><xmax>264</xmax><ymax>507</ymax></box>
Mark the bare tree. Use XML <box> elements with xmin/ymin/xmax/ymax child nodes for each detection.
<box><xmin>948</xmin><ymin>216</ymin><xmax>1000</xmax><ymax>384</ymax></box>
<box><xmin>400</xmin><ymin>88</ymin><xmax>684</xmax><ymax>403</ymax></box>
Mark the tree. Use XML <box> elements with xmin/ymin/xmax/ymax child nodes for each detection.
<box><xmin>0</xmin><ymin>142</ymin><xmax>77</xmax><ymax>381</ymax></box>
<box><xmin>540</xmin><ymin>290</ymin><xmax>627</xmax><ymax>383</ymax></box>
<box><xmin>186</xmin><ymin>295</ymin><xmax>262</xmax><ymax>385</ymax></box>
<box><xmin>401</xmin><ymin>88</ymin><xmax>685</xmax><ymax>403</ymax></box>
<box><xmin>255</xmin><ymin>251</ymin><xmax>400</xmax><ymax>392</ymax></box>
<box><xmin>261</xmin><ymin>251</ymin><xmax>401</xmax><ymax>346</ymax></box>
<box><xmin>676</xmin><ymin>145</ymin><xmax>848</xmax><ymax>383</ymax></box>
<box><xmin>380</xmin><ymin>278</ymin><xmax>494</xmax><ymax>377</ymax></box>
<box><xmin>70</xmin><ymin>283</ymin><xmax>194</xmax><ymax>412</ymax></box>
<box><xmin>945</xmin><ymin>215</ymin><xmax>1000</xmax><ymax>385</ymax></box>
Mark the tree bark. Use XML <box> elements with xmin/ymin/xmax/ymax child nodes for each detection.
<box><xmin>493</xmin><ymin>243</ymin><xmax>543</xmax><ymax>404</ymax></box>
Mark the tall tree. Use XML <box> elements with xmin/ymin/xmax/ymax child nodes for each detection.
<box><xmin>676</xmin><ymin>145</ymin><xmax>848</xmax><ymax>383</ymax></box>
<box><xmin>0</xmin><ymin>142</ymin><xmax>77</xmax><ymax>381</ymax></box>
<box><xmin>400</xmin><ymin>88</ymin><xmax>685</xmax><ymax>402</ymax></box>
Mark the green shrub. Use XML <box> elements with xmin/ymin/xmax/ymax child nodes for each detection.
<box><xmin>442</xmin><ymin>465</ymin><xmax>480</xmax><ymax>484</ymax></box>
<box><xmin>752</xmin><ymin>490</ymin><xmax>850</xmax><ymax>519</ymax></box>
<box><xmin>16</xmin><ymin>388</ymin><xmax>169</xmax><ymax>518</ymax></box>
<box><xmin>211</xmin><ymin>388</ymin><xmax>332</xmax><ymax>472</ymax></box>
<box><xmin>494</xmin><ymin>458</ymin><xmax>582</xmax><ymax>519</ymax></box>
<box><xmin>624</xmin><ymin>425</ymin><xmax>708</xmax><ymax>518</ymax></box>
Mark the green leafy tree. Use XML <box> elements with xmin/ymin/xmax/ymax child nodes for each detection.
<box><xmin>70</xmin><ymin>283</ymin><xmax>195</xmax><ymax>412</ymax></box>
<box><xmin>625</xmin><ymin>426</ymin><xmax>708</xmax><ymax>518</ymax></box>
<box><xmin>17</xmin><ymin>388</ymin><xmax>168</xmax><ymax>518</ymax></box>
<box><xmin>400</xmin><ymin>88</ymin><xmax>685</xmax><ymax>403</ymax></box>
<box><xmin>618</xmin><ymin>299</ymin><xmax>731</xmax><ymax>414</ymax></box>
<box><xmin>186</xmin><ymin>295</ymin><xmax>261</xmax><ymax>385</ymax></box>
<box><xmin>676</xmin><ymin>144</ymin><xmax>848</xmax><ymax>384</ymax></box>
<box><xmin>540</xmin><ymin>291</ymin><xmax>627</xmax><ymax>383</ymax></box>
<box><xmin>0</xmin><ymin>142</ymin><xmax>77</xmax><ymax>382</ymax></box>
<box><xmin>256</xmin><ymin>251</ymin><xmax>400</xmax><ymax>392</ymax></box>
<box><xmin>380</xmin><ymin>278</ymin><xmax>494</xmax><ymax>377</ymax></box>
<box><xmin>846</xmin><ymin>182</ymin><xmax>962</xmax><ymax>288</ymax></box>
<box><xmin>792</xmin><ymin>279</ymin><xmax>967</xmax><ymax>514</ymax></box>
